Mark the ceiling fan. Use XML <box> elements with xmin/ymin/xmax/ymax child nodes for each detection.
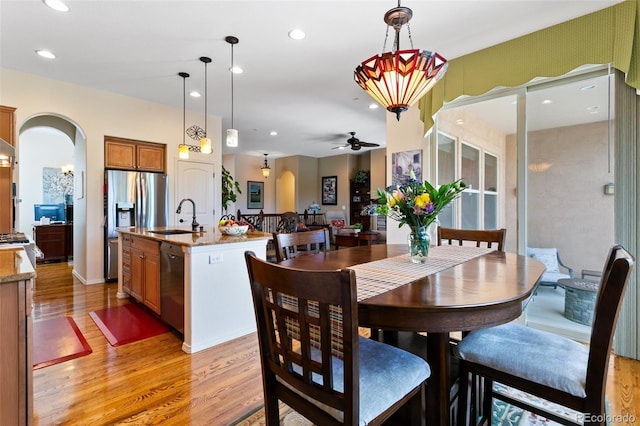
<box><xmin>332</xmin><ymin>132</ymin><xmax>380</xmax><ymax>151</ymax></box>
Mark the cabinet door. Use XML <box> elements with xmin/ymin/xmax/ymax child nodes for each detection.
<box><xmin>105</xmin><ymin>140</ymin><xmax>136</xmax><ymax>170</ymax></box>
<box><xmin>143</xmin><ymin>253</ymin><xmax>160</xmax><ymax>314</ymax></box>
<box><xmin>0</xmin><ymin>105</ymin><xmax>16</xmax><ymax>145</ymax></box>
<box><xmin>129</xmin><ymin>247</ymin><xmax>145</xmax><ymax>302</ymax></box>
<box><xmin>136</xmin><ymin>144</ymin><xmax>165</xmax><ymax>173</ymax></box>
<box><xmin>34</xmin><ymin>225</ymin><xmax>67</xmax><ymax>262</ymax></box>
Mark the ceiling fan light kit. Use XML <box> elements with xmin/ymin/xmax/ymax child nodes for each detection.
<box><xmin>354</xmin><ymin>0</ymin><xmax>448</xmax><ymax>120</ymax></box>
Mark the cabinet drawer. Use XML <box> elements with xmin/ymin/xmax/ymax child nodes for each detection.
<box><xmin>122</xmin><ymin>234</ymin><xmax>132</xmax><ymax>246</ymax></box>
<box><xmin>130</xmin><ymin>236</ymin><xmax>159</xmax><ymax>254</ymax></box>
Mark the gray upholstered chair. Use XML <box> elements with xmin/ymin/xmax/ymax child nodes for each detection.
<box><xmin>526</xmin><ymin>247</ymin><xmax>574</xmax><ymax>289</ymax></box>
<box><xmin>454</xmin><ymin>245</ymin><xmax>634</xmax><ymax>426</ymax></box>
<box><xmin>244</xmin><ymin>251</ymin><xmax>430</xmax><ymax>425</ymax></box>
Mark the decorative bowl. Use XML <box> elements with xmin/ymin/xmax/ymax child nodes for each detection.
<box><xmin>219</xmin><ymin>225</ymin><xmax>249</xmax><ymax>236</ymax></box>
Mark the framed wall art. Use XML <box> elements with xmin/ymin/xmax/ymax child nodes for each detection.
<box><xmin>247</xmin><ymin>181</ymin><xmax>264</xmax><ymax>209</ymax></box>
<box><xmin>321</xmin><ymin>176</ymin><xmax>337</xmax><ymax>205</ymax></box>
<box><xmin>392</xmin><ymin>150</ymin><xmax>422</xmax><ymax>185</ymax></box>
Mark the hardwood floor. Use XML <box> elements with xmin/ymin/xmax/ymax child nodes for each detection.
<box><xmin>32</xmin><ymin>262</ymin><xmax>640</xmax><ymax>425</ymax></box>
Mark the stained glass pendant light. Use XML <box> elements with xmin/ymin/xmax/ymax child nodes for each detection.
<box><xmin>354</xmin><ymin>1</ymin><xmax>448</xmax><ymax>120</ymax></box>
<box><xmin>178</xmin><ymin>72</ymin><xmax>190</xmax><ymax>159</ymax></box>
<box><xmin>225</xmin><ymin>36</ymin><xmax>239</xmax><ymax>147</ymax></box>
<box><xmin>199</xmin><ymin>56</ymin><xmax>213</xmax><ymax>154</ymax></box>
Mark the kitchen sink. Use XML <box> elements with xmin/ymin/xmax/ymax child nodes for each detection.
<box><xmin>149</xmin><ymin>229</ymin><xmax>197</xmax><ymax>235</ymax></box>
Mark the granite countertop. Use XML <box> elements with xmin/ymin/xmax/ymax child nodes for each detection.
<box><xmin>116</xmin><ymin>226</ymin><xmax>271</xmax><ymax>247</ymax></box>
<box><xmin>0</xmin><ymin>247</ymin><xmax>36</xmax><ymax>283</ymax></box>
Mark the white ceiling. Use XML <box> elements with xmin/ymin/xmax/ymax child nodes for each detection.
<box><xmin>0</xmin><ymin>0</ymin><xmax>622</xmax><ymax>159</ymax></box>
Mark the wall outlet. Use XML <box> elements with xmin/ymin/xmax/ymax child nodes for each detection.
<box><xmin>209</xmin><ymin>253</ymin><xmax>223</xmax><ymax>264</ymax></box>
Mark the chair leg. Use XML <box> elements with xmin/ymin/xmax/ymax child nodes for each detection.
<box><xmin>481</xmin><ymin>378</ymin><xmax>493</xmax><ymax>424</ymax></box>
<box><xmin>408</xmin><ymin>383</ymin><xmax>426</xmax><ymax>426</ymax></box>
<box><xmin>265</xmin><ymin>396</ymin><xmax>280</xmax><ymax>425</ymax></box>
<box><xmin>457</xmin><ymin>362</ymin><xmax>471</xmax><ymax>426</ymax></box>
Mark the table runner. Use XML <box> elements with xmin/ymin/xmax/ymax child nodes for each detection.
<box><xmin>350</xmin><ymin>245</ymin><xmax>495</xmax><ymax>301</ymax></box>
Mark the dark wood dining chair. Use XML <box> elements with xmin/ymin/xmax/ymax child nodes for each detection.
<box><xmin>437</xmin><ymin>227</ymin><xmax>506</xmax><ymax>251</ymax></box>
<box><xmin>244</xmin><ymin>251</ymin><xmax>430</xmax><ymax>425</ymax></box>
<box><xmin>454</xmin><ymin>244</ymin><xmax>634</xmax><ymax>426</ymax></box>
<box><xmin>272</xmin><ymin>228</ymin><xmax>330</xmax><ymax>263</ymax></box>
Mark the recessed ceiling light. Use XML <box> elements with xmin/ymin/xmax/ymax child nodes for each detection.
<box><xmin>42</xmin><ymin>0</ymin><xmax>69</xmax><ymax>12</ymax></box>
<box><xmin>542</xmin><ymin>99</ymin><xmax>553</xmax><ymax>104</ymax></box>
<box><xmin>36</xmin><ymin>50</ymin><xmax>56</xmax><ymax>59</ymax></box>
<box><xmin>368</xmin><ymin>103</ymin><xmax>379</xmax><ymax>109</ymax></box>
<box><xmin>581</xmin><ymin>84</ymin><xmax>597</xmax><ymax>91</ymax></box>
<box><xmin>269</xmin><ymin>131</ymin><xmax>278</xmax><ymax>136</ymax></box>
<box><xmin>229</xmin><ymin>66</ymin><xmax>243</xmax><ymax>74</ymax></box>
<box><xmin>189</xmin><ymin>91</ymin><xmax>201</xmax><ymax>98</ymax></box>
<box><xmin>456</xmin><ymin>119</ymin><xmax>464</xmax><ymax>125</ymax></box>
<box><xmin>288</xmin><ymin>29</ymin><xmax>306</xmax><ymax>40</ymax></box>
<box><xmin>586</xmin><ymin>105</ymin><xmax>600</xmax><ymax>111</ymax></box>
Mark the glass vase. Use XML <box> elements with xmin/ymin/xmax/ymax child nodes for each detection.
<box><xmin>408</xmin><ymin>226</ymin><xmax>430</xmax><ymax>263</ymax></box>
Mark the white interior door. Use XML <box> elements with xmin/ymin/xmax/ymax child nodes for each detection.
<box><xmin>176</xmin><ymin>160</ymin><xmax>215</xmax><ymax>228</ymax></box>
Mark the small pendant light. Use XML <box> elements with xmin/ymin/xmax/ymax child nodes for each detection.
<box><xmin>261</xmin><ymin>154</ymin><xmax>271</xmax><ymax>178</ymax></box>
<box><xmin>226</xmin><ymin>36</ymin><xmax>239</xmax><ymax>147</ymax></box>
<box><xmin>178</xmin><ymin>72</ymin><xmax>190</xmax><ymax>159</ymax></box>
<box><xmin>199</xmin><ymin>56</ymin><xmax>213</xmax><ymax>154</ymax></box>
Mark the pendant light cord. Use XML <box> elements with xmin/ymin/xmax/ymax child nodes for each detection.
<box><xmin>231</xmin><ymin>43</ymin><xmax>234</xmax><ymax>129</ymax></box>
<box><xmin>204</xmin><ymin>60</ymin><xmax>208</xmax><ymax>137</ymax></box>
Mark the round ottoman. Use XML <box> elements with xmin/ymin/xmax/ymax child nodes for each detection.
<box><xmin>558</xmin><ymin>278</ymin><xmax>599</xmax><ymax>326</ymax></box>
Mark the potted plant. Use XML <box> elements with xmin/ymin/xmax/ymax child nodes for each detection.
<box><xmin>353</xmin><ymin>222</ymin><xmax>363</xmax><ymax>233</ymax></box>
<box><xmin>353</xmin><ymin>170</ymin><xmax>370</xmax><ymax>185</ymax></box>
<box><xmin>222</xmin><ymin>165</ymin><xmax>242</xmax><ymax>213</ymax></box>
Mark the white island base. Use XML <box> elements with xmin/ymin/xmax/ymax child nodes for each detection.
<box><xmin>116</xmin><ymin>228</ymin><xmax>270</xmax><ymax>354</ymax></box>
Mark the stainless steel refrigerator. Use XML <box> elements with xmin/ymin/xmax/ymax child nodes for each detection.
<box><xmin>104</xmin><ymin>170</ymin><xmax>169</xmax><ymax>280</ymax></box>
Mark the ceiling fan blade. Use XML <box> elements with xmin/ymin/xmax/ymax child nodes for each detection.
<box><xmin>359</xmin><ymin>141</ymin><xmax>380</xmax><ymax>147</ymax></box>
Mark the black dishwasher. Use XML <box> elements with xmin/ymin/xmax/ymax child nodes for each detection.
<box><xmin>160</xmin><ymin>242</ymin><xmax>184</xmax><ymax>334</ymax></box>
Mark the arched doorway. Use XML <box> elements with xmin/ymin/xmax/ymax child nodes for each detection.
<box><xmin>17</xmin><ymin>114</ymin><xmax>87</xmax><ymax>280</ymax></box>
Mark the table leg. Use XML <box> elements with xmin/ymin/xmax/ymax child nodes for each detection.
<box><xmin>426</xmin><ymin>332</ymin><xmax>450</xmax><ymax>426</ymax></box>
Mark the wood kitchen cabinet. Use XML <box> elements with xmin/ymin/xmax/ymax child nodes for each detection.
<box><xmin>0</xmin><ymin>105</ymin><xmax>16</xmax><ymax>233</ymax></box>
<box><xmin>0</xmin><ymin>276</ymin><xmax>33</xmax><ymax>426</ymax></box>
<box><xmin>104</xmin><ymin>136</ymin><xmax>166</xmax><ymax>173</ymax></box>
<box><xmin>128</xmin><ymin>236</ymin><xmax>160</xmax><ymax>314</ymax></box>
<box><xmin>33</xmin><ymin>224</ymin><xmax>72</xmax><ymax>263</ymax></box>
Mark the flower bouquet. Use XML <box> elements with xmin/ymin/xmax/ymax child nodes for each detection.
<box><xmin>376</xmin><ymin>171</ymin><xmax>466</xmax><ymax>262</ymax></box>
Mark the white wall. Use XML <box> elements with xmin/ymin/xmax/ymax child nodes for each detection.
<box><xmin>18</xmin><ymin>127</ymin><xmax>74</xmax><ymax>230</ymax></box>
<box><xmin>1</xmin><ymin>68</ymin><xmax>222</xmax><ymax>284</ymax></box>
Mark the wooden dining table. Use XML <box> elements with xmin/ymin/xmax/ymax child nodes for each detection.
<box><xmin>281</xmin><ymin>244</ymin><xmax>545</xmax><ymax>426</ymax></box>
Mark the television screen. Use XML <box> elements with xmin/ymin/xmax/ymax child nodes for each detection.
<box><xmin>34</xmin><ymin>203</ymin><xmax>66</xmax><ymax>222</ymax></box>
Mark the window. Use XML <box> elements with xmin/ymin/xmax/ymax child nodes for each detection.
<box><xmin>437</xmin><ymin>132</ymin><xmax>456</xmax><ymax>228</ymax></box>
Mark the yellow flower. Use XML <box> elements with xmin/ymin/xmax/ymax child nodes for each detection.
<box><xmin>415</xmin><ymin>193</ymin><xmax>431</xmax><ymax>209</ymax></box>
<box><xmin>389</xmin><ymin>190</ymin><xmax>402</xmax><ymax>207</ymax></box>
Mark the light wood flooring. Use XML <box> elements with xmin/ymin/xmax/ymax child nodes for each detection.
<box><xmin>32</xmin><ymin>262</ymin><xmax>640</xmax><ymax>425</ymax></box>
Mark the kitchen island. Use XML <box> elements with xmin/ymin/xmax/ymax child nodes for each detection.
<box><xmin>115</xmin><ymin>227</ymin><xmax>271</xmax><ymax>354</ymax></box>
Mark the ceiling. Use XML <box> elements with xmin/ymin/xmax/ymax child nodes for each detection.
<box><xmin>0</xmin><ymin>0</ymin><xmax>622</xmax><ymax>159</ymax></box>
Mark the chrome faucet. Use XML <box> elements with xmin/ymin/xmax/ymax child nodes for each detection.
<box><xmin>176</xmin><ymin>198</ymin><xmax>199</xmax><ymax>231</ymax></box>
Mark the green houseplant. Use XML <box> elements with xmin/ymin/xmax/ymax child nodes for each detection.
<box><xmin>353</xmin><ymin>170</ymin><xmax>370</xmax><ymax>185</ymax></box>
<box><xmin>222</xmin><ymin>165</ymin><xmax>241</xmax><ymax>213</ymax></box>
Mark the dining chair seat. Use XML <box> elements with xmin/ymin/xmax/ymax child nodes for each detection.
<box><xmin>455</xmin><ymin>322</ymin><xmax>588</xmax><ymax>397</ymax></box>
<box><xmin>282</xmin><ymin>335</ymin><xmax>431</xmax><ymax>424</ymax></box>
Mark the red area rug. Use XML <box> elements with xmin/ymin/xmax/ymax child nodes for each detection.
<box><xmin>89</xmin><ymin>303</ymin><xmax>168</xmax><ymax>347</ymax></box>
<box><xmin>33</xmin><ymin>317</ymin><xmax>92</xmax><ymax>370</ymax></box>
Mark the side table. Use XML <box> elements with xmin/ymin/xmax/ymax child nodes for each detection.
<box><xmin>558</xmin><ymin>278</ymin><xmax>599</xmax><ymax>326</ymax></box>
